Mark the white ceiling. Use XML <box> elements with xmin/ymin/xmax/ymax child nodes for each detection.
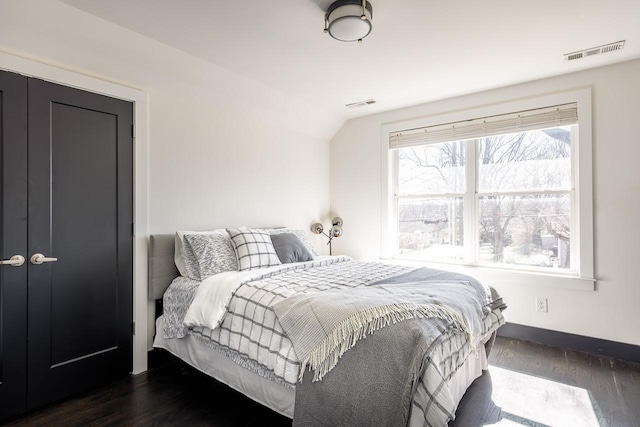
<box><xmin>60</xmin><ymin>0</ymin><xmax>640</xmax><ymax>120</ymax></box>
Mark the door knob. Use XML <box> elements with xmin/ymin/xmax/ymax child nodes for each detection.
<box><xmin>0</xmin><ymin>255</ymin><xmax>25</xmax><ymax>267</ymax></box>
<box><xmin>30</xmin><ymin>253</ymin><xmax>58</xmax><ymax>265</ymax></box>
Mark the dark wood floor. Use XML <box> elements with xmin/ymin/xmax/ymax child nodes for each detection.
<box><xmin>4</xmin><ymin>336</ymin><xmax>639</xmax><ymax>426</ymax></box>
<box><xmin>450</xmin><ymin>338</ymin><xmax>640</xmax><ymax>427</ymax></box>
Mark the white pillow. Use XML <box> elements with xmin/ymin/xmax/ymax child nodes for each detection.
<box><xmin>226</xmin><ymin>228</ymin><xmax>281</xmax><ymax>271</ymax></box>
<box><xmin>184</xmin><ymin>233</ymin><xmax>238</xmax><ymax>279</ymax></box>
<box><xmin>174</xmin><ymin>229</ymin><xmax>226</xmax><ymax>279</ymax></box>
<box><xmin>266</xmin><ymin>228</ymin><xmax>317</xmax><ymax>258</ymax></box>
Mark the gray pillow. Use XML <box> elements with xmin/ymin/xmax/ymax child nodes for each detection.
<box><xmin>267</xmin><ymin>228</ymin><xmax>318</xmax><ymax>257</ymax></box>
<box><xmin>184</xmin><ymin>233</ymin><xmax>238</xmax><ymax>279</ymax></box>
<box><xmin>271</xmin><ymin>233</ymin><xmax>314</xmax><ymax>264</ymax></box>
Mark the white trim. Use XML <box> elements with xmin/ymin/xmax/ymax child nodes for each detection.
<box><xmin>380</xmin><ymin>127</ymin><xmax>394</xmax><ymax>259</ymax></box>
<box><xmin>574</xmin><ymin>94</ymin><xmax>594</xmax><ymax>280</ymax></box>
<box><xmin>380</xmin><ymin>88</ymin><xmax>594</xmax><ymax>289</ymax></box>
<box><xmin>0</xmin><ymin>50</ymin><xmax>149</xmax><ymax>374</ymax></box>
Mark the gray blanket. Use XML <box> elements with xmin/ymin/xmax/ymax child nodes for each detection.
<box><xmin>374</xmin><ymin>267</ymin><xmax>507</xmax><ymax>312</ymax></box>
<box><xmin>287</xmin><ymin>267</ymin><xmax>506</xmax><ymax>427</ymax></box>
<box><xmin>294</xmin><ymin>318</ymin><xmax>448</xmax><ymax>427</ymax></box>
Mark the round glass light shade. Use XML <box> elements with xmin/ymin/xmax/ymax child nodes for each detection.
<box><xmin>327</xmin><ymin>3</ymin><xmax>372</xmax><ymax>42</ymax></box>
<box><xmin>331</xmin><ymin>226</ymin><xmax>343</xmax><ymax>238</ymax></box>
<box><xmin>311</xmin><ymin>223</ymin><xmax>324</xmax><ymax>234</ymax></box>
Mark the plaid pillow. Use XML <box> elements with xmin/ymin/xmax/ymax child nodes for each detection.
<box><xmin>226</xmin><ymin>228</ymin><xmax>282</xmax><ymax>271</ymax></box>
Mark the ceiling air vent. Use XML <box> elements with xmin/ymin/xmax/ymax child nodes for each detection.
<box><xmin>564</xmin><ymin>40</ymin><xmax>625</xmax><ymax>62</ymax></box>
<box><xmin>346</xmin><ymin>99</ymin><xmax>376</xmax><ymax>108</ymax></box>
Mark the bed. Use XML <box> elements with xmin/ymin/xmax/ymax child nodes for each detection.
<box><xmin>149</xmin><ymin>230</ymin><xmax>506</xmax><ymax>427</ymax></box>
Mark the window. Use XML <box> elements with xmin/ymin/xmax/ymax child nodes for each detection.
<box><xmin>396</xmin><ymin>141</ymin><xmax>466</xmax><ymax>262</ymax></box>
<box><xmin>384</xmin><ymin>92</ymin><xmax>594</xmax><ymax>281</ymax></box>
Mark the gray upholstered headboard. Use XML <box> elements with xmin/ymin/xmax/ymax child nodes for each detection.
<box><xmin>148</xmin><ymin>234</ymin><xmax>179</xmax><ymax>300</ymax></box>
<box><xmin>149</xmin><ymin>227</ymin><xmax>287</xmax><ymax>300</ymax></box>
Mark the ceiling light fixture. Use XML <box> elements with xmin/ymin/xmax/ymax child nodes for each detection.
<box><xmin>324</xmin><ymin>0</ymin><xmax>373</xmax><ymax>43</ymax></box>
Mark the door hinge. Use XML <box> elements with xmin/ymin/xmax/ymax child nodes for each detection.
<box><xmin>132</xmin><ymin>321</ymin><xmax>136</xmax><ymax>335</ymax></box>
<box><xmin>132</xmin><ymin>222</ymin><xmax>136</xmax><ymax>237</ymax></box>
<box><xmin>131</xmin><ymin>124</ymin><xmax>135</xmax><ymax>138</ymax></box>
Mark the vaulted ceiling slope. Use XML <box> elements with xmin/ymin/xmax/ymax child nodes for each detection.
<box><xmin>61</xmin><ymin>0</ymin><xmax>640</xmax><ymax>120</ymax></box>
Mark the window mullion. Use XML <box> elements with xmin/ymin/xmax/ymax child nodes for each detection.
<box><xmin>398</xmin><ymin>193</ymin><xmax>466</xmax><ymax>199</ymax></box>
<box><xmin>391</xmin><ymin>149</ymin><xmax>399</xmax><ymax>258</ymax></box>
<box><xmin>476</xmin><ymin>189</ymin><xmax>572</xmax><ymax>197</ymax></box>
<box><xmin>464</xmin><ymin>139</ymin><xmax>477</xmax><ymax>264</ymax></box>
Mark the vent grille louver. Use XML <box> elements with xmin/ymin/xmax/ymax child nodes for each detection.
<box><xmin>564</xmin><ymin>40</ymin><xmax>625</xmax><ymax>61</ymax></box>
<box><xmin>602</xmin><ymin>43</ymin><xmax>624</xmax><ymax>53</ymax></box>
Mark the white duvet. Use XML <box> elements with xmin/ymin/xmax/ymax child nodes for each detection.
<box><xmin>183</xmin><ymin>257</ymin><xmax>338</xmax><ymax>331</ymax></box>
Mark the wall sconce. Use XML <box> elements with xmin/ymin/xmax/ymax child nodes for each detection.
<box><xmin>311</xmin><ymin>217</ymin><xmax>344</xmax><ymax>256</ymax></box>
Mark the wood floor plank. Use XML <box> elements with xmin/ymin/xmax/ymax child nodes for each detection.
<box><xmin>4</xmin><ymin>336</ymin><xmax>639</xmax><ymax>427</ymax></box>
<box><xmin>451</xmin><ymin>337</ymin><xmax>639</xmax><ymax>427</ymax></box>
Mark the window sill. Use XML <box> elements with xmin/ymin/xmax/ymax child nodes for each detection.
<box><xmin>380</xmin><ymin>257</ymin><xmax>596</xmax><ymax>291</ymax></box>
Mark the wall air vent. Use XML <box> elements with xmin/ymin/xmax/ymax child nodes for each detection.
<box><xmin>564</xmin><ymin>40</ymin><xmax>625</xmax><ymax>62</ymax></box>
<box><xmin>346</xmin><ymin>99</ymin><xmax>376</xmax><ymax>108</ymax></box>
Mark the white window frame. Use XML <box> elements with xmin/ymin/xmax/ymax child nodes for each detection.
<box><xmin>381</xmin><ymin>89</ymin><xmax>594</xmax><ymax>291</ymax></box>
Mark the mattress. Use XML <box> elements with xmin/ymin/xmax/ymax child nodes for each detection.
<box><xmin>153</xmin><ymin>316</ymin><xmax>295</xmax><ymax>417</ymax></box>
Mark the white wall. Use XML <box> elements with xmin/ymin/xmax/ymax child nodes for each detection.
<box><xmin>0</xmin><ymin>0</ymin><xmax>343</xmax><ymax>364</ymax></box>
<box><xmin>0</xmin><ymin>0</ymin><xmax>342</xmax><ymax>235</ymax></box>
<box><xmin>331</xmin><ymin>59</ymin><xmax>640</xmax><ymax>346</ymax></box>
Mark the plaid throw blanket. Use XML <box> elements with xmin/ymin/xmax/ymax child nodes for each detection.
<box><xmin>273</xmin><ymin>281</ymin><xmax>488</xmax><ymax>382</ymax></box>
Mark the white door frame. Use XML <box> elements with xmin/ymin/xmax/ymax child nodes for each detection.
<box><xmin>0</xmin><ymin>50</ymin><xmax>149</xmax><ymax>374</ymax></box>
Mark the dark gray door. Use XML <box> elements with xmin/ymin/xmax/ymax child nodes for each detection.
<box><xmin>0</xmin><ymin>70</ymin><xmax>133</xmax><ymax>418</ymax></box>
<box><xmin>0</xmin><ymin>70</ymin><xmax>29</xmax><ymax>420</ymax></box>
<box><xmin>27</xmin><ymin>79</ymin><xmax>134</xmax><ymax>408</ymax></box>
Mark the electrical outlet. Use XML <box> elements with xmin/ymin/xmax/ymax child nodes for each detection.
<box><xmin>536</xmin><ymin>297</ymin><xmax>548</xmax><ymax>312</ymax></box>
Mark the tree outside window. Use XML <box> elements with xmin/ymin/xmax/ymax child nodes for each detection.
<box><xmin>396</xmin><ymin>125</ymin><xmax>574</xmax><ymax>271</ymax></box>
